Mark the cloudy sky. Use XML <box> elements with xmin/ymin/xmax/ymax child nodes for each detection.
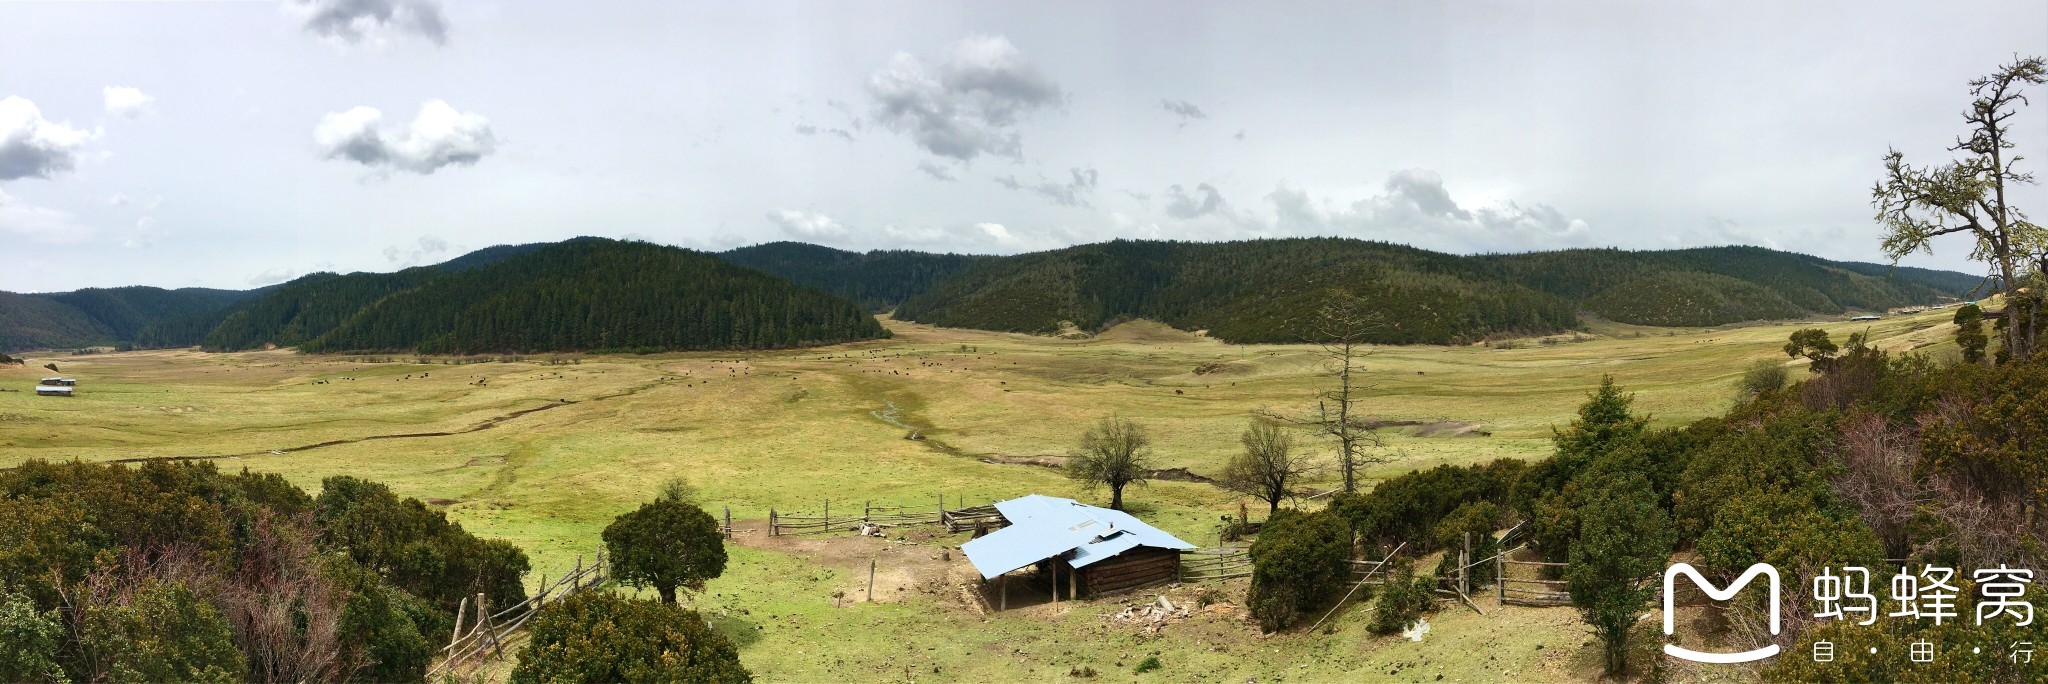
<box><xmin>3</xmin><ymin>0</ymin><xmax>2044</xmax><ymax>292</ymax></box>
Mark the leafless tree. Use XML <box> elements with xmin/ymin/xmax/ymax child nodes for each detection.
<box><xmin>1220</xmin><ymin>418</ymin><xmax>1323</xmax><ymax>513</ymax></box>
<box><xmin>1261</xmin><ymin>289</ymin><xmax>1388</xmax><ymax>493</ymax></box>
<box><xmin>1068</xmin><ymin>416</ymin><xmax>1155</xmax><ymax>510</ymax></box>
<box><xmin>1875</xmin><ymin>56</ymin><xmax>2047</xmax><ymax>360</ymax></box>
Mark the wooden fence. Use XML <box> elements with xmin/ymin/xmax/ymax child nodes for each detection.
<box><xmin>427</xmin><ymin>549</ymin><xmax>609</xmax><ymax>679</ymax></box>
<box><xmin>1178</xmin><ymin>546</ymin><xmax>1252</xmax><ymax>581</ymax></box>
<box><xmin>1496</xmin><ymin>544</ymin><xmax>1570</xmax><ymax>606</ymax></box>
<box><xmin>767</xmin><ymin>497</ymin><xmax>1007</xmax><ymax>536</ymax></box>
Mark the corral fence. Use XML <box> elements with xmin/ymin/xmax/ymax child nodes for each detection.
<box><xmin>767</xmin><ymin>496</ymin><xmax>1008</xmax><ymax>536</ymax></box>
<box><xmin>1178</xmin><ymin>546</ymin><xmax>1252</xmax><ymax>582</ymax></box>
<box><xmin>427</xmin><ymin>549</ymin><xmax>608</xmax><ymax>679</ymax></box>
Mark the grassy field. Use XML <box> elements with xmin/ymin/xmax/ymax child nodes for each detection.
<box><xmin>0</xmin><ymin>309</ymin><xmax>1965</xmax><ymax>682</ymax></box>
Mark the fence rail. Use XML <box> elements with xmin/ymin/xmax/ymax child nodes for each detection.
<box><xmin>1178</xmin><ymin>545</ymin><xmax>1252</xmax><ymax>581</ymax></box>
<box><xmin>766</xmin><ymin>497</ymin><xmax>1009</xmax><ymax>536</ymax></box>
<box><xmin>428</xmin><ymin>549</ymin><xmax>608</xmax><ymax>678</ymax></box>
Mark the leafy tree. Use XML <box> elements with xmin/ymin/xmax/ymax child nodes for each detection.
<box><xmin>510</xmin><ymin>591</ymin><xmax>751</xmax><ymax>684</ymax></box>
<box><xmin>1874</xmin><ymin>56</ymin><xmax>2047</xmax><ymax>360</ymax></box>
<box><xmin>1220</xmin><ymin>419</ymin><xmax>1320</xmax><ymax>513</ymax></box>
<box><xmin>1566</xmin><ymin>472</ymin><xmax>1674</xmax><ymax>676</ymax></box>
<box><xmin>1521</xmin><ymin>376</ymin><xmax>1650</xmax><ymax>561</ymax></box>
<box><xmin>325</xmin><ymin>557</ymin><xmax>438</xmax><ymax>683</ymax></box>
<box><xmin>1784</xmin><ymin>328</ymin><xmax>1840</xmax><ymax>371</ymax></box>
<box><xmin>1955</xmin><ymin>302</ymin><xmax>1990</xmax><ymax>363</ymax></box>
<box><xmin>0</xmin><ymin>589</ymin><xmax>65</xmax><ymax>683</ymax></box>
<box><xmin>1068</xmin><ymin>417</ymin><xmax>1155</xmax><ymax>510</ymax></box>
<box><xmin>1246</xmin><ymin>509</ymin><xmax>1352</xmax><ymax>632</ymax></box>
<box><xmin>77</xmin><ymin>579</ymin><xmax>246</xmax><ymax>684</ymax></box>
<box><xmin>603</xmin><ymin>500</ymin><xmax>729</xmax><ymax>604</ymax></box>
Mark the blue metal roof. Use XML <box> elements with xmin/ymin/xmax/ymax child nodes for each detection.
<box><xmin>960</xmin><ymin>495</ymin><xmax>1196</xmax><ymax>580</ymax></box>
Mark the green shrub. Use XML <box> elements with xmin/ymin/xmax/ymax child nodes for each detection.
<box><xmin>1246</xmin><ymin>509</ymin><xmax>1352</xmax><ymax>632</ymax></box>
<box><xmin>78</xmin><ymin>579</ymin><xmax>244</xmax><ymax>684</ymax></box>
<box><xmin>0</xmin><ymin>588</ymin><xmax>65</xmax><ymax>683</ymax></box>
<box><xmin>1367</xmin><ymin>568</ymin><xmax>1437</xmax><ymax>635</ymax></box>
<box><xmin>1737</xmin><ymin>358</ymin><xmax>1789</xmax><ymax>402</ymax></box>
<box><xmin>1431</xmin><ymin>501</ymin><xmax>1500</xmax><ymax>587</ymax></box>
<box><xmin>315</xmin><ymin>475</ymin><xmax>531</xmax><ymax>613</ymax></box>
<box><xmin>1566</xmin><ymin>472</ymin><xmax>1674</xmax><ymax>676</ymax></box>
<box><xmin>510</xmin><ymin>591</ymin><xmax>751</xmax><ymax>684</ymax></box>
<box><xmin>1134</xmin><ymin>656</ymin><xmax>1161</xmax><ymax>673</ymax></box>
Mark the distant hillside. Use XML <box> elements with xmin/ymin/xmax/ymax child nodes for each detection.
<box><xmin>1473</xmin><ymin>246</ymin><xmax>1967</xmax><ymax>327</ymax></box>
<box><xmin>300</xmin><ymin>238</ymin><xmax>888</xmax><ymax>354</ymax></box>
<box><xmin>894</xmin><ymin>239</ymin><xmax>1583</xmax><ymax>344</ymax></box>
<box><xmin>0</xmin><ymin>286</ymin><xmax>259</xmax><ymax>352</ymax></box>
<box><xmin>1831</xmin><ymin>260</ymin><xmax>1995</xmax><ymax>299</ymax></box>
<box><xmin>191</xmin><ymin>240</ymin><xmax>572</xmax><ymax>351</ymax></box>
<box><xmin>718</xmin><ymin>242</ymin><xmax>989</xmax><ymax>311</ymax></box>
<box><xmin>893</xmin><ymin>240</ymin><xmax>1977</xmax><ymax>342</ymax></box>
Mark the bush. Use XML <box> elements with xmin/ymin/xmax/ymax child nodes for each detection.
<box><xmin>1431</xmin><ymin>501</ymin><xmax>1500</xmax><ymax>587</ymax></box>
<box><xmin>603</xmin><ymin>499</ymin><xmax>729</xmax><ymax>604</ymax></box>
<box><xmin>1134</xmin><ymin>655</ymin><xmax>1161</xmax><ymax>673</ymax></box>
<box><xmin>510</xmin><ymin>591</ymin><xmax>751</xmax><ymax>684</ymax></box>
<box><xmin>1367</xmin><ymin>567</ymin><xmax>1437</xmax><ymax>635</ymax></box>
<box><xmin>1737</xmin><ymin>358</ymin><xmax>1788</xmax><ymax>402</ymax></box>
<box><xmin>315</xmin><ymin>475</ymin><xmax>531</xmax><ymax>613</ymax></box>
<box><xmin>0</xmin><ymin>589</ymin><xmax>65</xmax><ymax>683</ymax></box>
<box><xmin>78</xmin><ymin>578</ymin><xmax>245</xmax><ymax>684</ymax></box>
<box><xmin>1246</xmin><ymin>509</ymin><xmax>1351</xmax><ymax>632</ymax></box>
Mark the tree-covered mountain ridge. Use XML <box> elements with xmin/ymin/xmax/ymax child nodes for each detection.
<box><xmin>0</xmin><ymin>237</ymin><xmax>1981</xmax><ymax>352</ymax></box>
<box><xmin>877</xmin><ymin>239</ymin><xmax>1980</xmax><ymax>344</ymax></box>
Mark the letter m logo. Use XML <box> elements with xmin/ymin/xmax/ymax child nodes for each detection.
<box><xmin>1663</xmin><ymin>562</ymin><xmax>1782</xmax><ymax>663</ymax></box>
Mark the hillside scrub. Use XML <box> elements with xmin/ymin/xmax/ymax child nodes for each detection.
<box><xmin>0</xmin><ymin>460</ymin><xmax>524</xmax><ymax>683</ymax></box>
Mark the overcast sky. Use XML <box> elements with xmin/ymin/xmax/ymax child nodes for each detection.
<box><xmin>3</xmin><ymin>0</ymin><xmax>2044</xmax><ymax>292</ymax></box>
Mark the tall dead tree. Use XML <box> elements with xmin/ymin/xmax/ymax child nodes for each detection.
<box><xmin>1874</xmin><ymin>55</ymin><xmax>2047</xmax><ymax>361</ymax></box>
<box><xmin>1261</xmin><ymin>289</ymin><xmax>1388</xmax><ymax>493</ymax></box>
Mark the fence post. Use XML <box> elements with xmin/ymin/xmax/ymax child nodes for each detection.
<box><xmin>724</xmin><ymin>505</ymin><xmax>733</xmax><ymax>539</ymax></box>
<box><xmin>1460</xmin><ymin>532</ymin><xmax>1471</xmax><ymax>598</ymax></box>
<box><xmin>1496</xmin><ymin>544</ymin><xmax>1505</xmax><ymax>604</ymax></box>
<box><xmin>824</xmin><ymin>500</ymin><xmax>829</xmax><ymax>530</ymax></box>
<box><xmin>864</xmin><ymin>500</ymin><xmax>871</xmax><ymax>523</ymax></box>
<box><xmin>770</xmin><ymin>508</ymin><xmax>778</xmax><ymax>536</ymax></box>
<box><xmin>867</xmin><ymin>558</ymin><xmax>877</xmax><ymax>602</ymax></box>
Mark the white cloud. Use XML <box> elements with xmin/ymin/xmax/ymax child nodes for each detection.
<box><xmin>292</xmin><ymin>0</ymin><xmax>449</xmax><ymax>46</ymax></box>
<box><xmin>314</xmin><ymin>100</ymin><xmax>496</xmax><ymax>175</ymax></box>
<box><xmin>765</xmin><ymin>208</ymin><xmax>849</xmax><ymax>240</ymax></box>
<box><xmin>0</xmin><ymin>96</ymin><xmax>98</xmax><ymax>181</ymax></box>
<box><xmin>246</xmin><ymin>267</ymin><xmax>300</xmax><ymax>287</ymax></box>
<box><xmin>866</xmin><ymin>34</ymin><xmax>1063</xmax><ymax>161</ymax></box>
<box><xmin>1160</xmin><ymin>99</ymin><xmax>1206</xmax><ymax>124</ymax></box>
<box><xmin>0</xmin><ymin>189</ymin><xmax>94</xmax><ymax>245</ymax></box>
<box><xmin>916</xmin><ymin>160</ymin><xmax>956</xmax><ymax>181</ymax></box>
<box><xmin>382</xmin><ymin>235</ymin><xmax>450</xmax><ymax>266</ymax></box>
<box><xmin>103</xmin><ymin>86</ymin><xmax>155</xmax><ymax>118</ymax></box>
<box><xmin>123</xmin><ymin>216</ymin><xmax>166</xmax><ymax>249</ymax></box>
<box><xmin>1262</xmin><ymin>170</ymin><xmax>1591</xmax><ymax>252</ymax></box>
<box><xmin>993</xmin><ymin>166</ymin><xmax>1097</xmax><ymax>207</ymax></box>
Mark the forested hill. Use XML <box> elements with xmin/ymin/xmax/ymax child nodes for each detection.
<box><xmin>716</xmin><ymin>242</ymin><xmax>989</xmax><ymax>311</ymax></box>
<box><xmin>894</xmin><ymin>239</ymin><xmax>1583</xmax><ymax>344</ymax></box>
<box><xmin>298</xmin><ymin>238</ymin><xmax>888</xmax><ymax>354</ymax></box>
<box><xmin>0</xmin><ymin>286</ymin><xmax>257</xmax><ymax>352</ymax></box>
<box><xmin>891</xmin><ymin>239</ymin><xmax>1977</xmax><ymax>343</ymax></box>
<box><xmin>1472</xmin><ymin>246</ymin><xmax>1969</xmax><ymax>327</ymax></box>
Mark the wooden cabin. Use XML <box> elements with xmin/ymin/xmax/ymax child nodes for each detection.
<box><xmin>961</xmin><ymin>495</ymin><xmax>1194</xmax><ymax>605</ymax></box>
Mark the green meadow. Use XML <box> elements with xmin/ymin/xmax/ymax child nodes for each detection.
<box><xmin>0</xmin><ymin>309</ymin><xmax>1963</xmax><ymax>682</ymax></box>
